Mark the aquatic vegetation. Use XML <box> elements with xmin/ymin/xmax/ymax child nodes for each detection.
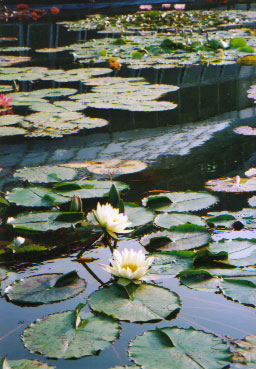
<box><xmin>93</xmin><ymin>202</ymin><xmax>132</xmax><ymax>238</ymax></box>
<box><xmin>0</xmin><ymin>93</ymin><xmax>12</xmax><ymax>108</ymax></box>
<box><xmin>0</xmin><ymin>8</ymin><xmax>255</xmax><ymax>369</ymax></box>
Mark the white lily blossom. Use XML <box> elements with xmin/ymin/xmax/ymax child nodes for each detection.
<box><xmin>93</xmin><ymin>202</ymin><xmax>132</xmax><ymax>238</ymax></box>
<box><xmin>99</xmin><ymin>248</ymin><xmax>154</xmax><ymax>281</ymax></box>
<box><xmin>12</xmin><ymin>237</ymin><xmax>25</xmax><ymax>247</ymax></box>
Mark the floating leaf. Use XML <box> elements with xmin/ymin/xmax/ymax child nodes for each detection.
<box><xmin>208</xmin><ymin>240</ymin><xmax>256</xmax><ymax>267</ymax></box>
<box><xmin>5</xmin><ymin>271</ymin><xmax>86</xmax><ymax>305</ymax></box>
<box><xmin>179</xmin><ymin>270</ymin><xmax>221</xmax><ymax>292</ymax></box>
<box><xmin>205</xmin><ymin>176</ymin><xmax>256</xmax><ymax>192</ymax></box>
<box><xmin>154</xmin><ymin>213</ymin><xmax>205</xmax><ymax>229</ymax></box>
<box><xmin>88</xmin><ymin>283</ymin><xmax>180</xmax><ymax>323</ymax></box>
<box><xmin>142</xmin><ymin>192</ymin><xmax>218</xmax><ymax>212</ymax></box>
<box><xmin>0</xmin><ymin>358</ymin><xmax>55</xmax><ymax>369</ymax></box>
<box><xmin>6</xmin><ymin>187</ymin><xmax>69</xmax><ymax>207</ymax></box>
<box><xmin>221</xmin><ymin>276</ymin><xmax>256</xmax><ymax>306</ymax></box>
<box><xmin>150</xmin><ymin>251</ymin><xmax>194</xmax><ymax>276</ymax></box>
<box><xmin>13</xmin><ymin>165</ymin><xmax>77</xmax><ymax>183</ymax></box>
<box><xmin>124</xmin><ymin>203</ymin><xmax>154</xmax><ymax>227</ymax></box>
<box><xmin>129</xmin><ymin>327</ymin><xmax>232</xmax><ymax>369</ymax></box>
<box><xmin>0</xmin><ymin>126</ymin><xmax>26</xmax><ymax>137</ymax></box>
<box><xmin>64</xmin><ymin>159</ymin><xmax>147</xmax><ymax>175</ymax></box>
<box><xmin>6</xmin><ymin>211</ymin><xmax>84</xmax><ymax>232</ymax></box>
<box><xmin>22</xmin><ymin>309</ymin><xmax>121</xmax><ymax>359</ymax></box>
<box><xmin>141</xmin><ymin>228</ymin><xmax>210</xmax><ymax>251</ymax></box>
<box><xmin>0</xmin><ymin>115</ymin><xmax>23</xmax><ymax>126</ymax></box>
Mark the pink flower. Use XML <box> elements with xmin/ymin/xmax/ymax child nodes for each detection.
<box><xmin>162</xmin><ymin>3</ymin><xmax>171</xmax><ymax>8</ymax></box>
<box><xmin>139</xmin><ymin>4</ymin><xmax>152</xmax><ymax>10</ymax></box>
<box><xmin>0</xmin><ymin>94</ymin><xmax>12</xmax><ymax>108</ymax></box>
<box><xmin>174</xmin><ymin>3</ymin><xmax>186</xmax><ymax>9</ymax></box>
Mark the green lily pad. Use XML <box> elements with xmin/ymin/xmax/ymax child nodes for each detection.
<box><xmin>179</xmin><ymin>270</ymin><xmax>221</xmax><ymax>292</ymax></box>
<box><xmin>208</xmin><ymin>240</ymin><xmax>256</xmax><ymax>267</ymax></box>
<box><xmin>142</xmin><ymin>192</ymin><xmax>218</xmax><ymax>212</ymax></box>
<box><xmin>6</xmin><ymin>187</ymin><xmax>69</xmax><ymax>207</ymax></box>
<box><xmin>6</xmin><ymin>211</ymin><xmax>84</xmax><ymax>232</ymax></box>
<box><xmin>0</xmin><ymin>115</ymin><xmax>22</xmax><ymax>126</ymax></box>
<box><xmin>140</xmin><ymin>228</ymin><xmax>210</xmax><ymax>251</ymax></box>
<box><xmin>22</xmin><ymin>307</ymin><xmax>121</xmax><ymax>359</ymax></box>
<box><xmin>129</xmin><ymin>327</ymin><xmax>232</xmax><ymax>369</ymax></box>
<box><xmin>0</xmin><ymin>357</ymin><xmax>55</xmax><ymax>369</ymax></box>
<box><xmin>150</xmin><ymin>251</ymin><xmax>194</xmax><ymax>276</ymax></box>
<box><xmin>154</xmin><ymin>213</ymin><xmax>205</xmax><ymax>229</ymax></box>
<box><xmin>88</xmin><ymin>283</ymin><xmax>180</xmax><ymax>323</ymax></box>
<box><xmin>5</xmin><ymin>271</ymin><xmax>86</xmax><ymax>305</ymax></box>
<box><xmin>221</xmin><ymin>277</ymin><xmax>256</xmax><ymax>306</ymax></box>
<box><xmin>29</xmin><ymin>88</ymin><xmax>77</xmax><ymax>98</ymax></box>
<box><xmin>53</xmin><ymin>179</ymin><xmax>128</xmax><ymax>200</ymax></box>
<box><xmin>13</xmin><ymin>165</ymin><xmax>78</xmax><ymax>183</ymax></box>
<box><xmin>124</xmin><ymin>203</ymin><xmax>154</xmax><ymax>227</ymax></box>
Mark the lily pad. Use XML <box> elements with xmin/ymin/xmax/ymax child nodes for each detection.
<box><xmin>124</xmin><ymin>203</ymin><xmax>155</xmax><ymax>227</ymax></box>
<box><xmin>142</xmin><ymin>192</ymin><xmax>218</xmax><ymax>212</ymax></box>
<box><xmin>208</xmin><ymin>240</ymin><xmax>256</xmax><ymax>267</ymax></box>
<box><xmin>154</xmin><ymin>213</ymin><xmax>205</xmax><ymax>229</ymax></box>
<box><xmin>6</xmin><ymin>211</ymin><xmax>84</xmax><ymax>232</ymax></box>
<box><xmin>5</xmin><ymin>271</ymin><xmax>86</xmax><ymax>305</ymax></box>
<box><xmin>6</xmin><ymin>187</ymin><xmax>69</xmax><ymax>207</ymax></box>
<box><xmin>140</xmin><ymin>228</ymin><xmax>210</xmax><ymax>251</ymax></box>
<box><xmin>88</xmin><ymin>283</ymin><xmax>180</xmax><ymax>323</ymax></box>
<box><xmin>0</xmin><ymin>115</ymin><xmax>23</xmax><ymax>126</ymax></box>
<box><xmin>0</xmin><ymin>126</ymin><xmax>26</xmax><ymax>137</ymax></box>
<box><xmin>205</xmin><ymin>176</ymin><xmax>256</xmax><ymax>192</ymax></box>
<box><xmin>221</xmin><ymin>276</ymin><xmax>256</xmax><ymax>306</ymax></box>
<box><xmin>179</xmin><ymin>270</ymin><xmax>221</xmax><ymax>292</ymax></box>
<box><xmin>0</xmin><ymin>358</ymin><xmax>55</xmax><ymax>369</ymax></box>
<box><xmin>129</xmin><ymin>327</ymin><xmax>232</xmax><ymax>369</ymax></box>
<box><xmin>150</xmin><ymin>251</ymin><xmax>194</xmax><ymax>276</ymax></box>
<box><xmin>22</xmin><ymin>307</ymin><xmax>121</xmax><ymax>359</ymax></box>
<box><xmin>13</xmin><ymin>165</ymin><xmax>77</xmax><ymax>183</ymax></box>
<box><xmin>64</xmin><ymin>159</ymin><xmax>147</xmax><ymax>175</ymax></box>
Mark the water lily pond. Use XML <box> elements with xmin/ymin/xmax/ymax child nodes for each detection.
<box><xmin>1</xmin><ymin>5</ymin><xmax>256</xmax><ymax>369</ymax></box>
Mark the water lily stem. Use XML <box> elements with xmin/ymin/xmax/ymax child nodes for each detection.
<box><xmin>80</xmin><ymin>261</ymin><xmax>105</xmax><ymax>285</ymax></box>
<box><xmin>77</xmin><ymin>233</ymin><xmax>104</xmax><ymax>258</ymax></box>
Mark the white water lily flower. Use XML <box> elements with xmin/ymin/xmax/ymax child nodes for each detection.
<box><xmin>99</xmin><ymin>248</ymin><xmax>154</xmax><ymax>281</ymax></box>
<box><xmin>93</xmin><ymin>202</ymin><xmax>132</xmax><ymax>238</ymax></box>
<box><xmin>12</xmin><ymin>237</ymin><xmax>25</xmax><ymax>247</ymax></box>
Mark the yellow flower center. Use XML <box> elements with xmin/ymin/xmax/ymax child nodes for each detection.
<box><xmin>123</xmin><ymin>264</ymin><xmax>138</xmax><ymax>273</ymax></box>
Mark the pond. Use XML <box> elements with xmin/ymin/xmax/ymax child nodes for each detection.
<box><xmin>0</xmin><ymin>6</ymin><xmax>256</xmax><ymax>369</ymax></box>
